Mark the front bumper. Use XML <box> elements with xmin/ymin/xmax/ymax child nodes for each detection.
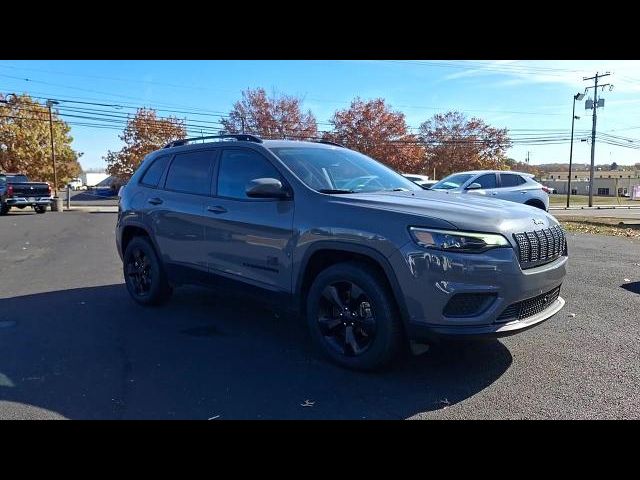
<box><xmin>390</xmin><ymin>243</ymin><xmax>567</xmax><ymax>342</ymax></box>
<box><xmin>6</xmin><ymin>197</ymin><xmax>53</xmax><ymax>206</ymax></box>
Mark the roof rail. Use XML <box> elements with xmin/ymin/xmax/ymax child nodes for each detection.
<box><xmin>313</xmin><ymin>139</ymin><xmax>345</xmax><ymax>148</ymax></box>
<box><xmin>163</xmin><ymin>134</ymin><xmax>263</xmax><ymax>149</ymax></box>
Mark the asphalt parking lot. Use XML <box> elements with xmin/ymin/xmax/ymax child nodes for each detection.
<box><xmin>1</xmin><ymin>209</ymin><xmax>639</xmax><ymax>419</ymax></box>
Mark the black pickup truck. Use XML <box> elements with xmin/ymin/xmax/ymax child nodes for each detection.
<box><xmin>0</xmin><ymin>173</ymin><xmax>52</xmax><ymax>215</ymax></box>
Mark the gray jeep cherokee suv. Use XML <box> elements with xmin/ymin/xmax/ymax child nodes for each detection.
<box><xmin>116</xmin><ymin>134</ymin><xmax>567</xmax><ymax>370</ymax></box>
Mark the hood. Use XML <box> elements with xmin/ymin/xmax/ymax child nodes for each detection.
<box><xmin>332</xmin><ymin>189</ymin><xmax>558</xmax><ymax>236</ymax></box>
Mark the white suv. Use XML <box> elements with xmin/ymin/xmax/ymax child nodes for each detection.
<box><xmin>430</xmin><ymin>170</ymin><xmax>549</xmax><ymax>210</ymax></box>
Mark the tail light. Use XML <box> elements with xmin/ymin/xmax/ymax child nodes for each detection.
<box><xmin>541</xmin><ymin>186</ymin><xmax>552</xmax><ymax>194</ymax></box>
<box><xmin>7</xmin><ymin>184</ymin><xmax>13</xmax><ymax>197</ymax></box>
<box><xmin>47</xmin><ymin>183</ymin><xmax>52</xmax><ymax>196</ymax></box>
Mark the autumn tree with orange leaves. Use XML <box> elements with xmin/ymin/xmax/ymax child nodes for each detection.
<box><xmin>221</xmin><ymin>88</ymin><xmax>317</xmax><ymax>139</ymax></box>
<box><xmin>323</xmin><ymin>98</ymin><xmax>425</xmax><ymax>173</ymax></box>
<box><xmin>105</xmin><ymin>108</ymin><xmax>186</xmax><ymax>182</ymax></box>
<box><xmin>418</xmin><ymin>111</ymin><xmax>511</xmax><ymax>179</ymax></box>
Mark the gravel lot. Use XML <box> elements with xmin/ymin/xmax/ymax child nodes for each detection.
<box><xmin>0</xmin><ymin>209</ymin><xmax>638</xmax><ymax>419</ymax></box>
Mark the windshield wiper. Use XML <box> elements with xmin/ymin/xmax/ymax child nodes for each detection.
<box><xmin>317</xmin><ymin>189</ymin><xmax>356</xmax><ymax>194</ymax></box>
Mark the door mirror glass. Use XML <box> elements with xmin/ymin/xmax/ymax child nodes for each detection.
<box><xmin>246</xmin><ymin>178</ymin><xmax>291</xmax><ymax>199</ymax></box>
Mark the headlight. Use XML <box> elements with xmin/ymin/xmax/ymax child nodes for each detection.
<box><xmin>409</xmin><ymin>227</ymin><xmax>510</xmax><ymax>253</ymax></box>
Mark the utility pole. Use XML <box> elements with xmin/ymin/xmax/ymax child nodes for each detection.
<box><xmin>46</xmin><ymin>99</ymin><xmax>60</xmax><ymax>197</ymax></box>
<box><xmin>583</xmin><ymin>72</ymin><xmax>612</xmax><ymax>207</ymax></box>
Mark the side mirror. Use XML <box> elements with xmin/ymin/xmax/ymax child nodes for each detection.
<box><xmin>246</xmin><ymin>178</ymin><xmax>291</xmax><ymax>199</ymax></box>
<box><xmin>466</xmin><ymin>182</ymin><xmax>482</xmax><ymax>190</ymax></box>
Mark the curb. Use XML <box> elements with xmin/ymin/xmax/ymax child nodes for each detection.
<box><xmin>64</xmin><ymin>206</ymin><xmax>118</xmax><ymax>213</ymax></box>
<box><xmin>550</xmin><ymin>206</ymin><xmax>640</xmax><ymax>211</ymax></box>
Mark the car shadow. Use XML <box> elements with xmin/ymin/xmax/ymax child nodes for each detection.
<box><xmin>0</xmin><ymin>284</ymin><xmax>512</xmax><ymax>419</ymax></box>
<box><xmin>621</xmin><ymin>281</ymin><xmax>640</xmax><ymax>295</ymax></box>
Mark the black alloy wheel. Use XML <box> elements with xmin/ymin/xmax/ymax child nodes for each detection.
<box><xmin>317</xmin><ymin>281</ymin><xmax>377</xmax><ymax>357</ymax></box>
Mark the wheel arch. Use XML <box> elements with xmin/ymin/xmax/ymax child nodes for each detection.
<box><xmin>525</xmin><ymin>198</ymin><xmax>547</xmax><ymax>210</ymax></box>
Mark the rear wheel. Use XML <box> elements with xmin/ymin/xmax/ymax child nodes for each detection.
<box><xmin>0</xmin><ymin>202</ymin><xmax>9</xmax><ymax>215</ymax></box>
<box><xmin>306</xmin><ymin>261</ymin><xmax>403</xmax><ymax>371</ymax></box>
<box><xmin>123</xmin><ymin>236</ymin><xmax>172</xmax><ymax>306</ymax></box>
<box><xmin>34</xmin><ymin>205</ymin><xmax>47</xmax><ymax>214</ymax></box>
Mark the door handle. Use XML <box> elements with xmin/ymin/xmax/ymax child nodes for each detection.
<box><xmin>520</xmin><ymin>191</ymin><xmax>527</xmax><ymax>194</ymax></box>
<box><xmin>491</xmin><ymin>192</ymin><xmax>498</xmax><ymax>195</ymax></box>
<box><xmin>147</xmin><ymin>197</ymin><xmax>163</xmax><ymax>205</ymax></box>
<box><xmin>207</xmin><ymin>205</ymin><xmax>227</xmax><ymax>214</ymax></box>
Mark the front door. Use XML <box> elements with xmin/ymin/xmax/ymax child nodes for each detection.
<box><xmin>466</xmin><ymin>173</ymin><xmax>499</xmax><ymax>198</ymax></box>
<box><xmin>203</xmin><ymin>147</ymin><xmax>295</xmax><ymax>292</ymax></box>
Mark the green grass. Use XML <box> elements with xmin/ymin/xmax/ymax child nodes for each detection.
<box><xmin>549</xmin><ymin>194</ymin><xmax>639</xmax><ymax>207</ymax></box>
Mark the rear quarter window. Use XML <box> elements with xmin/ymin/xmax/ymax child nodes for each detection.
<box><xmin>140</xmin><ymin>155</ymin><xmax>170</xmax><ymax>187</ymax></box>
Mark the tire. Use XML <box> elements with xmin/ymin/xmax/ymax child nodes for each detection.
<box><xmin>123</xmin><ymin>236</ymin><xmax>172</xmax><ymax>306</ymax></box>
<box><xmin>0</xmin><ymin>202</ymin><xmax>9</xmax><ymax>216</ymax></box>
<box><xmin>306</xmin><ymin>261</ymin><xmax>404</xmax><ymax>371</ymax></box>
<box><xmin>34</xmin><ymin>205</ymin><xmax>47</xmax><ymax>214</ymax></box>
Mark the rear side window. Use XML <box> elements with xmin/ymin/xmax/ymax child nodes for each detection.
<box><xmin>217</xmin><ymin>149</ymin><xmax>283</xmax><ymax>199</ymax></box>
<box><xmin>164</xmin><ymin>150</ymin><xmax>214</xmax><ymax>195</ymax></box>
<box><xmin>501</xmin><ymin>174</ymin><xmax>527</xmax><ymax>187</ymax></box>
<box><xmin>140</xmin><ymin>155</ymin><xmax>170</xmax><ymax>187</ymax></box>
<box><xmin>474</xmin><ymin>174</ymin><xmax>497</xmax><ymax>189</ymax></box>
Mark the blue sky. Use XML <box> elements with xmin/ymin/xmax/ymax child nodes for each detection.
<box><xmin>1</xmin><ymin>60</ymin><xmax>640</xmax><ymax>171</ymax></box>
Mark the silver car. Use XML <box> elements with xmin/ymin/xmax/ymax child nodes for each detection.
<box><xmin>430</xmin><ymin>170</ymin><xmax>549</xmax><ymax>210</ymax></box>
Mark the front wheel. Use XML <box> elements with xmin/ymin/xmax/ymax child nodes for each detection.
<box><xmin>306</xmin><ymin>261</ymin><xmax>404</xmax><ymax>371</ymax></box>
<box><xmin>123</xmin><ymin>236</ymin><xmax>172</xmax><ymax>306</ymax></box>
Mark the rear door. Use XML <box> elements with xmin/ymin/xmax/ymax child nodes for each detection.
<box><xmin>496</xmin><ymin>173</ymin><xmax>529</xmax><ymax>203</ymax></box>
<box><xmin>203</xmin><ymin>147</ymin><xmax>295</xmax><ymax>292</ymax></box>
<box><xmin>147</xmin><ymin>149</ymin><xmax>217</xmax><ymax>281</ymax></box>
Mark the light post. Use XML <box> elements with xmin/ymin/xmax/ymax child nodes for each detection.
<box><xmin>567</xmin><ymin>92</ymin><xmax>585</xmax><ymax>208</ymax></box>
<box><xmin>46</xmin><ymin>99</ymin><xmax>59</xmax><ymax>197</ymax></box>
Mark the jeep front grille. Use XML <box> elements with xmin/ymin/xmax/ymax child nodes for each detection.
<box><xmin>513</xmin><ymin>225</ymin><xmax>567</xmax><ymax>269</ymax></box>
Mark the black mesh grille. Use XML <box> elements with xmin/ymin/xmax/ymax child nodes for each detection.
<box><xmin>443</xmin><ymin>293</ymin><xmax>497</xmax><ymax>317</ymax></box>
<box><xmin>513</xmin><ymin>225</ymin><xmax>567</xmax><ymax>269</ymax></box>
<box><xmin>496</xmin><ymin>286</ymin><xmax>561</xmax><ymax>323</ymax></box>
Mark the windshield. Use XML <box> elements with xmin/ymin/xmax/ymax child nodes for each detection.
<box><xmin>269</xmin><ymin>146</ymin><xmax>421</xmax><ymax>193</ymax></box>
<box><xmin>431</xmin><ymin>173</ymin><xmax>474</xmax><ymax>190</ymax></box>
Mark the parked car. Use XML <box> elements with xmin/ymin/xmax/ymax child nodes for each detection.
<box><xmin>116</xmin><ymin>135</ymin><xmax>567</xmax><ymax>370</ymax></box>
<box><xmin>402</xmin><ymin>174</ymin><xmax>438</xmax><ymax>189</ymax></box>
<box><xmin>430</xmin><ymin>170</ymin><xmax>550</xmax><ymax>210</ymax></box>
<box><xmin>0</xmin><ymin>173</ymin><xmax>52</xmax><ymax>215</ymax></box>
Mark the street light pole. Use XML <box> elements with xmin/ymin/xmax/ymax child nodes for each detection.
<box><xmin>46</xmin><ymin>99</ymin><xmax>59</xmax><ymax>197</ymax></box>
<box><xmin>567</xmin><ymin>92</ymin><xmax>584</xmax><ymax>208</ymax></box>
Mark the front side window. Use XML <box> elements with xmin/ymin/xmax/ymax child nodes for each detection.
<box><xmin>140</xmin><ymin>155</ymin><xmax>170</xmax><ymax>187</ymax></box>
<box><xmin>269</xmin><ymin>146</ymin><xmax>420</xmax><ymax>193</ymax></box>
<box><xmin>473</xmin><ymin>174</ymin><xmax>497</xmax><ymax>189</ymax></box>
<box><xmin>217</xmin><ymin>149</ymin><xmax>284</xmax><ymax>199</ymax></box>
<box><xmin>164</xmin><ymin>150</ymin><xmax>214</xmax><ymax>195</ymax></box>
